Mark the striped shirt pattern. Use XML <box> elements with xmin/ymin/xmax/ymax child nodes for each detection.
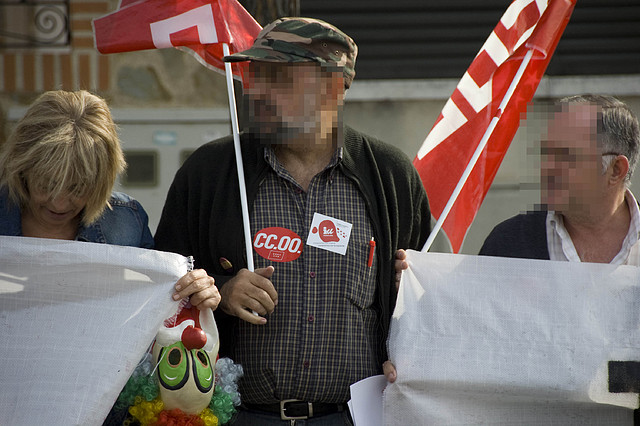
<box><xmin>233</xmin><ymin>147</ymin><xmax>379</xmax><ymax>404</ymax></box>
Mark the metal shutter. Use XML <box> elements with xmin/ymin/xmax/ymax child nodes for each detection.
<box><xmin>301</xmin><ymin>0</ymin><xmax>640</xmax><ymax>79</ymax></box>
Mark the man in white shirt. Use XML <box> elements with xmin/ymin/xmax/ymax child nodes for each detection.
<box><xmin>479</xmin><ymin>94</ymin><xmax>640</xmax><ymax>265</ymax></box>
<box><xmin>385</xmin><ymin>94</ymin><xmax>640</xmax><ymax>385</ymax></box>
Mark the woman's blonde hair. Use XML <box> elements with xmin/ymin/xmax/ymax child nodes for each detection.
<box><xmin>0</xmin><ymin>90</ymin><xmax>126</xmax><ymax>225</ymax></box>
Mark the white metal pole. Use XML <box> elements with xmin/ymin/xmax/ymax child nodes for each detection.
<box><xmin>223</xmin><ymin>43</ymin><xmax>254</xmax><ymax>271</ymax></box>
<box><xmin>422</xmin><ymin>48</ymin><xmax>535</xmax><ymax>252</ymax></box>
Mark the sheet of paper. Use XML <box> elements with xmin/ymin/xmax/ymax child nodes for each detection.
<box><xmin>349</xmin><ymin>374</ymin><xmax>387</xmax><ymax>426</ymax></box>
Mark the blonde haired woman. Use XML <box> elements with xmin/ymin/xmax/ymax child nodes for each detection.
<box><xmin>0</xmin><ymin>90</ymin><xmax>220</xmax><ymax>308</ymax></box>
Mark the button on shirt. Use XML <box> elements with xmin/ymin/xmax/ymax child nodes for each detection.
<box><xmin>234</xmin><ymin>147</ymin><xmax>379</xmax><ymax>404</ymax></box>
<box><xmin>546</xmin><ymin>190</ymin><xmax>640</xmax><ymax>265</ymax></box>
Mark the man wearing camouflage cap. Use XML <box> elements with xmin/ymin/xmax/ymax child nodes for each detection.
<box><xmin>155</xmin><ymin>17</ymin><xmax>430</xmax><ymax>425</ymax></box>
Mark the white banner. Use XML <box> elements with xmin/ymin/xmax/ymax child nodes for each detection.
<box><xmin>384</xmin><ymin>250</ymin><xmax>640</xmax><ymax>425</ymax></box>
<box><xmin>0</xmin><ymin>236</ymin><xmax>187</xmax><ymax>425</ymax></box>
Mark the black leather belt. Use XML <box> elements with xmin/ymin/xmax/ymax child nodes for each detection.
<box><xmin>244</xmin><ymin>399</ymin><xmax>345</xmax><ymax>420</ymax></box>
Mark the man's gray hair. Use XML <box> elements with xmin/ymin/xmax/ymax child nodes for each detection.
<box><xmin>559</xmin><ymin>94</ymin><xmax>640</xmax><ymax>183</ymax></box>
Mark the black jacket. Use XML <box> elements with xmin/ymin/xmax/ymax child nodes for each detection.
<box><xmin>155</xmin><ymin>125</ymin><xmax>431</xmax><ymax>362</ymax></box>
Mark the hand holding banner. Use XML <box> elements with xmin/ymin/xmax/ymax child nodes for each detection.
<box><xmin>0</xmin><ymin>236</ymin><xmax>188</xmax><ymax>425</ymax></box>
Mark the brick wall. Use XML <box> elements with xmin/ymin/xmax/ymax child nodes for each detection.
<box><xmin>0</xmin><ymin>0</ymin><xmax>114</xmax><ymax>94</ymax></box>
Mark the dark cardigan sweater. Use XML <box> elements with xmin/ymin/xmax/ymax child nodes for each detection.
<box><xmin>478</xmin><ymin>211</ymin><xmax>550</xmax><ymax>260</ymax></box>
<box><xmin>154</xmin><ymin>125</ymin><xmax>431</xmax><ymax>362</ymax></box>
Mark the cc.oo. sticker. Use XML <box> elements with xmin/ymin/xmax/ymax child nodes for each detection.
<box><xmin>253</xmin><ymin>227</ymin><xmax>303</xmax><ymax>262</ymax></box>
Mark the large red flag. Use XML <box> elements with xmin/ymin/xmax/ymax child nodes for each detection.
<box><xmin>92</xmin><ymin>0</ymin><xmax>261</xmax><ymax>78</ymax></box>
<box><xmin>413</xmin><ymin>0</ymin><xmax>576</xmax><ymax>253</ymax></box>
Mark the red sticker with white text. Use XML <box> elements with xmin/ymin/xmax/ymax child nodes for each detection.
<box><xmin>253</xmin><ymin>227</ymin><xmax>303</xmax><ymax>262</ymax></box>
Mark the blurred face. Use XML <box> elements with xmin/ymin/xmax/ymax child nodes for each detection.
<box><xmin>26</xmin><ymin>181</ymin><xmax>89</xmax><ymax>231</ymax></box>
<box><xmin>541</xmin><ymin>103</ymin><xmax>605</xmax><ymax>213</ymax></box>
<box><xmin>243</xmin><ymin>62</ymin><xmax>342</xmax><ymax>143</ymax></box>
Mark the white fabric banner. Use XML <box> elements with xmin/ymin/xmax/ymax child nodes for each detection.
<box><xmin>0</xmin><ymin>236</ymin><xmax>187</xmax><ymax>425</ymax></box>
<box><xmin>384</xmin><ymin>250</ymin><xmax>640</xmax><ymax>425</ymax></box>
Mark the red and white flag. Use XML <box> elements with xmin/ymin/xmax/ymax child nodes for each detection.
<box><xmin>93</xmin><ymin>0</ymin><xmax>261</xmax><ymax>78</ymax></box>
<box><xmin>413</xmin><ymin>0</ymin><xmax>576</xmax><ymax>253</ymax></box>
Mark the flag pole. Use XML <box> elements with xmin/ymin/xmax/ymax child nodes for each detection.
<box><xmin>422</xmin><ymin>48</ymin><xmax>535</xmax><ymax>252</ymax></box>
<box><xmin>223</xmin><ymin>43</ymin><xmax>254</xmax><ymax>272</ymax></box>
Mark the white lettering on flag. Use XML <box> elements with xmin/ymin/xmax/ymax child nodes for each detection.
<box><xmin>417</xmin><ymin>99</ymin><xmax>467</xmax><ymax>159</ymax></box>
<box><xmin>502</xmin><ymin>0</ymin><xmax>534</xmax><ymax>27</ymax></box>
<box><xmin>483</xmin><ymin>32</ymin><xmax>511</xmax><ymax>65</ymax></box>
<box><xmin>150</xmin><ymin>4</ymin><xmax>218</xmax><ymax>49</ymax></box>
<box><xmin>416</xmin><ymin>0</ymin><xmax>548</xmax><ymax>160</ymax></box>
<box><xmin>458</xmin><ymin>71</ymin><xmax>491</xmax><ymax>113</ymax></box>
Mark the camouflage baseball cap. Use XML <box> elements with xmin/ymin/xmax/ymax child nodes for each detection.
<box><xmin>224</xmin><ymin>17</ymin><xmax>358</xmax><ymax>89</ymax></box>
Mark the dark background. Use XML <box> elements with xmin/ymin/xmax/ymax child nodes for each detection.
<box><xmin>241</xmin><ymin>0</ymin><xmax>640</xmax><ymax>80</ymax></box>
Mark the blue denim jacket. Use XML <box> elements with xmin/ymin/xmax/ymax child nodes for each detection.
<box><xmin>0</xmin><ymin>190</ymin><xmax>154</xmax><ymax>248</ymax></box>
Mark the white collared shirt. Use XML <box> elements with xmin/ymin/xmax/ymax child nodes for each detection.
<box><xmin>546</xmin><ymin>190</ymin><xmax>640</xmax><ymax>265</ymax></box>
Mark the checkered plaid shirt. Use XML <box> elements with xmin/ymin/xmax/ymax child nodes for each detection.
<box><xmin>233</xmin><ymin>147</ymin><xmax>379</xmax><ymax>404</ymax></box>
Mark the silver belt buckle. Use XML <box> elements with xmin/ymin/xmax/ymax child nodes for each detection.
<box><xmin>280</xmin><ymin>399</ymin><xmax>313</xmax><ymax>420</ymax></box>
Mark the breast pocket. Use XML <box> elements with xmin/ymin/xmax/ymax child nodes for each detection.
<box><xmin>344</xmin><ymin>239</ymin><xmax>377</xmax><ymax>309</ymax></box>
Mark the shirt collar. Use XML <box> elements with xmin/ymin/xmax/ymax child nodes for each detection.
<box><xmin>263</xmin><ymin>146</ymin><xmax>343</xmax><ymax>178</ymax></box>
<box><xmin>546</xmin><ymin>211</ymin><xmax>580</xmax><ymax>262</ymax></box>
<box><xmin>546</xmin><ymin>189</ymin><xmax>640</xmax><ymax>264</ymax></box>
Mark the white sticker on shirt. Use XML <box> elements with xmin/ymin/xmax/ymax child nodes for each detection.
<box><xmin>306</xmin><ymin>212</ymin><xmax>352</xmax><ymax>256</ymax></box>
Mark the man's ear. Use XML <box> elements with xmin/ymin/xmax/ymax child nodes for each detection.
<box><xmin>609</xmin><ymin>155</ymin><xmax>630</xmax><ymax>185</ymax></box>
